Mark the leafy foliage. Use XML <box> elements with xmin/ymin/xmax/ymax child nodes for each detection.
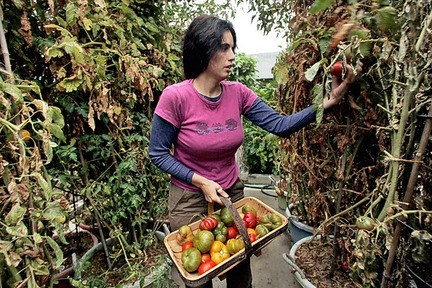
<box><xmin>0</xmin><ymin>0</ymin><xmax>237</xmax><ymax>286</ymax></box>
<box><xmin>228</xmin><ymin>52</ymin><xmax>280</xmax><ymax>174</ymax></box>
<box><xmin>242</xmin><ymin>0</ymin><xmax>431</xmax><ymax>287</ymax></box>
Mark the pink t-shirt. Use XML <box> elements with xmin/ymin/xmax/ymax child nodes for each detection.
<box><xmin>155</xmin><ymin>79</ymin><xmax>258</xmax><ymax>192</ymax></box>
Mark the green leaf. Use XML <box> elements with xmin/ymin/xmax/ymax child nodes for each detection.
<box><xmin>45</xmin><ymin>236</ymin><xmax>64</xmax><ymax>269</ymax></box>
<box><xmin>6</xmin><ymin>222</ymin><xmax>29</xmax><ymax>237</ymax></box>
<box><xmin>312</xmin><ymin>83</ymin><xmax>324</xmax><ymax>125</ymax></box>
<box><xmin>1</xmin><ymin>81</ymin><xmax>23</xmax><ymax>100</ymax></box>
<box><xmin>376</xmin><ymin>6</ymin><xmax>399</xmax><ymax>33</ymax></box>
<box><xmin>46</xmin><ymin>46</ymin><xmax>64</xmax><ymax>58</ymax></box>
<box><xmin>59</xmin><ymin>76</ymin><xmax>83</xmax><ymax>92</ymax></box>
<box><xmin>305</xmin><ymin>61</ymin><xmax>322</xmax><ymax>82</ymax></box>
<box><xmin>310</xmin><ymin>0</ymin><xmax>334</xmax><ymax>14</ymax></box>
<box><xmin>274</xmin><ymin>64</ymin><xmax>289</xmax><ymax>86</ymax></box>
<box><xmin>32</xmin><ymin>172</ymin><xmax>53</xmax><ymax>201</ymax></box>
<box><xmin>5</xmin><ymin>203</ymin><xmax>26</xmax><ymax>225</ymax></box>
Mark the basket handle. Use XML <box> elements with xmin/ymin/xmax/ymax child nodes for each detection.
<box><xmin>219</xmin><ymin>197</ymin><xmax>253</xmax><ymax>257</ymax></box>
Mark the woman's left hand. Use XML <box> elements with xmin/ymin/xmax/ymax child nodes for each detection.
<box><xmin>323</xmin><ymin>61</ymin><xmax>363</xmax><ymax>109</ymax></box>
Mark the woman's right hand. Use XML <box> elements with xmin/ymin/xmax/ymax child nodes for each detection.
<box><xmin>191</xmin><ymin>174</ymin><xmax>230</xmax><ymax>205</ymax></box>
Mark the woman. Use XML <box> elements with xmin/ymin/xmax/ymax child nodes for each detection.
<box><xmin>149</xmin><ymin>14</ymin><xmax>361</xmax><ymax>288</ymax></box>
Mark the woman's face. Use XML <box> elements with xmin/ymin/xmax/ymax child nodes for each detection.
<box><xmin>205</xmin><ymin>31</ymin><xmax>235</xmax><ymax>81</ymax></box>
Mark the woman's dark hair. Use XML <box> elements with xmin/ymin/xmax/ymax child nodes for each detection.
<box><xmin>182</xmin><ymin>15</ymin><xmax>237</xmax><ymax>79</ymax></box>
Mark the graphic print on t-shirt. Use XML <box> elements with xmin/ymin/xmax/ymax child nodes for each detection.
<box><xmin>195</xmin><ymin>119</ymin><xmax>238</xmax><ymax>135</ymax></box>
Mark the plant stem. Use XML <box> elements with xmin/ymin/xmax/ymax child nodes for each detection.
<box><xmin>381</xmin><ymin>105</ymin><xmax>432</xmax><ymax>288</ymax></box>
<box><xmin>330</xmin><ymin>117</ymin><xmax>350</xmax><ymax>275</ymax></box>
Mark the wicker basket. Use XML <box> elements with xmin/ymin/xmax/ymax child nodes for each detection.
<box><xmin>163</xmin><ymin>196</ymin><xmax>288</xmax><ymax>287</ymax></box>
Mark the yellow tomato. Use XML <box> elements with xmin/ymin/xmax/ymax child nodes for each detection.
<box><xmin>247</xmin><ymin>228</ymin><xmax>256</xmax><ymax>235</ymax></box>
<box><xmin>210</xmin><ymin>240</ymin><xmax>230</xmax><ymax>264</ymax></box>
<box><xmin>20</xmin><ymin>130</ymin><xmax>31</xmax><ymax>142</ymax></box>
<box><xmin>54</xmin><ymin>215</ymin><xmax>66</xmax><ymax>224</ymax></box>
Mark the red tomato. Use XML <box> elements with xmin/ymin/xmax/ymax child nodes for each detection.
<box><xmin>199</xmin><ymin>216</ymin><xmax>218</xmax><ymax>231</ymax></box>
<box><xmin>198</xmin><ymin>260</ymin><xmax>217</xmax><ymax>275</ymax></box>
<box><xmin>330</xmin><ymin>61</ymin><xmax>343</xmax><ymax>77</ymax></box>
<box><xmin>227</xmin><ymin>227</ymin><xmax>238</xmax><ymax>239</ymax></box>
<box><xmin>182</xmin><ymin>241</ymin><xmax>194</xmax><ymax>251</ymax></box>
<box><xmin>243</xmin><ymin>211</ymin><xmax>257</xmax><ymax>229</ymax></box>
<box><xmin>201</xmin><ymin>253</ymin><xmax>211</xmax><ymax>263</ymax></box>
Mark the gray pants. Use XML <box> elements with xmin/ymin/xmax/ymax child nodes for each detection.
<box><xmin>169</xmin><ymin>178</ymin><xmax>252</xmax><ymax>288</ymax></box>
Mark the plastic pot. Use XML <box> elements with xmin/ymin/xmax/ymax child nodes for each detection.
<box><xmin>285</xmin><ymin>204</ymin><xmax>314</xmax><ymax>244</ymax></box>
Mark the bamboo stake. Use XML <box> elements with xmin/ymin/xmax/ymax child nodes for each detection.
<box><xmin>380</xmin><ymin>105</ymin><xmax>432</xmax><ymax>288</ymax></box>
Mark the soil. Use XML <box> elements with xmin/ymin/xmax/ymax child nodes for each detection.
<box><xmin>58</xmin><ymin>230</ymin><xmax>96</xmax><ymax>272</ymax></box>
<box><xmin>295</xmin><ymin>238</ymin><xmax>356</xmax><ymax>288</ymax></box>
<box><xmin>80</xmin><ymin>240</ymin><xmax>170</xmax><ymax>287</ymax></box>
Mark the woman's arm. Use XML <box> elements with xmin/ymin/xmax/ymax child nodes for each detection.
<box><xmin>149</xmin><ymin>114</ymin><xmax>229</xmax><ymax>205</ymax></box>
<box><xmin>149</xmin><ymin>114</ymin><xmax>194</xmax><ymax>183</ymax></box>
<box><xmin>244</xmin><ymin>99</ymin><xmax>316</xmax><ymax>137</ymax></box>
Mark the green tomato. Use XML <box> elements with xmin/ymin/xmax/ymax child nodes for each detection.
<box><xmin>255</xmin><ymin>224</ymin><xmax>270</xmax><ymax>238</ymax></box>
<box><xmin>355</xmin><ymin>216</ymin><xmax>376</xmax><ymax>231</ymax></box>
<box><xmin>193</xmin><ymin>230</ymin><xmax>214</xmax><ymax>253</ymax></box>
<box><xmin>213</xmin><ymin>222</ymin><xmax>228</xmax><ymax>243</ymax></box>
<box><xmin>226</xmin><ymin>238</ymin><xmax>245</xmax><ymax>255</ymax></box>
<box><xmin>260</xmin><ymin>213</ymin><xmax>282</xmax><ymax>230</ymax></box>
<box><xmin>220</xmin><ymin>207</ymin><xmax>234</xmax><ymax>227</ymax></box>
<box><xmin>181</xmin><ymin>247</ymin><xmax>202</xmax><ymax>273</ymax></box>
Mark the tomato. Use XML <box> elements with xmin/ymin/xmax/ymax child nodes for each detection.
<box><xmin>255</xmin><ymin>224</ymin><xmax>270</xmax><ymax>238</ymax></box>
<box><xmin>220</xmin><ymin>207</ymin><xmax>234</xmax><ymax>227</ymax></box>
<box><xmin>176</xmin><ymin>225</ymin><xmax>194</xmax><ymax>245</ymax></box>
<box><xmin>193</xmin><ymin>230</ymin><xmax>214</xmax><ymax>253</ymax></box>
<box><xmin>181</xmin><ymin>247</ymin><xmax>202</xmax><ymax>273</ymax></box>
<box><xmin>260</xmin><ymin>213</ymin><xmax>282</xmax><ymax>230</ymax></box>
<box><xmin>241</xmin><ymin>205</ymin><xmax>257</xmax><ymax>217</ymax></box>
<box><xmin>210</xmin><ymin>241</ymin><xmax>230</xmax><ymax>264</ymax></box>
<box><xmin>20</xmin><ymin>129</ymin><xmax>31</xmax><ymax>142</ymax></box>
<box><xmin>247</xmin><ymin>228</ymin><xmax>256</xmax><ymax>235</ymax></box>
<box><xmin>182</xmin><ymin>241</ymin><xmax>194</xmax><ymax>251</ymax></box>
<box><xmin>227</xmin><ymin>227</ymin><xmax>238</xmax><ymax>239</ymax></box>
<box><xmin>198</xmin><ymin>260</ymin><xmax>217</xmax><ymax>275</ymax></box>
<box><xmin>248</xmin><ymin>233</ymin><xmax>257</xmax><ymax>243</ymax></box>
<box><xmin>226</xmin><ymin>238</ymin><xmax>245</xmax><ymax>255</ymax></box>
<box><xmin>54</xmin><ymin>215</ymin><xmax>66</xmax><ymax>224</ymax></box>
<box><xmin>199</xmin><ymin>216</ymin><xmax>218</xmax><ymax>231</ymax></box>
<box><xmin>212</xmin><ymin>222</ymin><xmax>228</xmax><ymax>243</ymax></box>
<box><xmin>210</xmin><ymin>213</ymin><xmax>221</xmax><ymax>223</ymax></box>
<box><xmin>330</xmin><ymin>61</ymin><xmax>343</xmax><ymax>77</ymax></box>
<box><xmin>243</xmin><ymin>212</ymin><xmax>257</xmax><ymax>229</ymax></box>
<box><xmin>341</xmin><ymin>261</ymin><xmax>349</xmax><ymax>272</ymax></box>
<box><xmin>201</xmin><ymin>253</ymin><xmax>211</xmax><ymax>263</ymax></box>
<box><xmin>355</xmin><ymin>216</ymin><xmax>376</xmax><ymax>231</ymax></box>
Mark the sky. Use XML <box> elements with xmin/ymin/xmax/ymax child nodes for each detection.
<box><xmin>228</xmin><ymin>4</ymin><xmax>286</xmax><ymax>55</ymax></box>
